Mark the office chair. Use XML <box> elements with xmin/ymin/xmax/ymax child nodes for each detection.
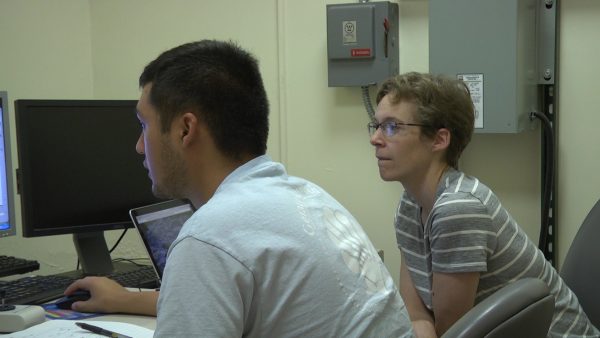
<box><xmin>441</xmin><ymin>278</ymin><xmax>554</xmax><ymax>338</ymax></box>
<box><xmin>560</xmin><ymin>198</ymin><xmax>600</xmax><ymax>329</ymax></box>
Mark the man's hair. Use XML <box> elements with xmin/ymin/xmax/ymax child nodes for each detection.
<box><xmin>376</xmin><ymin>72</ymin><xmax>474</xmax><ymax>168</ymax></box>
<box><xmin>139</xmin><ymin>40</ymin><xmax>269</xmax><ymax>159</ymax></box>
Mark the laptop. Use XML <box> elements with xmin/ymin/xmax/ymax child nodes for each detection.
<box><xmin>129</xmin><ymin>199</ymin><xmax>196</xmax><ymax>282</ymax></box>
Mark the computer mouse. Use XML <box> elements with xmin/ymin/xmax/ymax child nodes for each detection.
<box><xmin>54</xmin><ymin>290</ymin><xmax>91</xmax><ymax>310</ymax></box>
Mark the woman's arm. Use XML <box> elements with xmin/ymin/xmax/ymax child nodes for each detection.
<box><xmin>431</xmin><ymin>271</ymin><xmax>480</xmax><ymax>336</ymax></box>
<box><xmin>399</xmin><ymin>255</ymin><xmax>437</xmax><ymax>338</ymax></box>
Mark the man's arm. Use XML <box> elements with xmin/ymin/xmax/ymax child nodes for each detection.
<box><xmin>431</xmin><ymin>271</ymin><xmax>479</xmax><ymax>336</ymax></box>
<box><xmin>154</xmin><ymin>237</ymin><xmax>253</xmax><ymax>337</ymax></box>
<box><xmin>399</xmin><ymin>256</ymin><xmax>437</xmax><ymax>338</ymax></box>
<box><xmin>64</xmin><ymin>276</ymin><xmax>159</xmax><ymax>316</ymax></box>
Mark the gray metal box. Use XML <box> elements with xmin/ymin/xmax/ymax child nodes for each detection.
<box><xmin>327</xmin><ymin>1</ymin><xmax>399</xmax><ymax>87</ymax></box>
<box><xmin>429</xmin><ymin>0</ymin><xmax>539</xmax><ymax>133</ymax></box>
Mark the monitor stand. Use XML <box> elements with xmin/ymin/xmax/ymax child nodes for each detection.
<box><xmin>72</xmin><ymin>232</ymin><xmax>114</xmax><ymax>275</ymax></box>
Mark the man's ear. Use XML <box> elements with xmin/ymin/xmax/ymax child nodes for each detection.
<box><xmin>180</xmin><ymin>112</ymin><xmax>198</xmax><ymax>146</ymax></box>
<box><xmin>432</xmin><ymin>128</ymin><xmax>451</xmax><ymax>152</ymax></box>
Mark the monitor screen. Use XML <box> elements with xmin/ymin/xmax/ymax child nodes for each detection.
<box><xmin>0</xmin><ymin>91</ymin><xmax>16</xmax><ymax>238</ymax></box>
<box><xmin>14</xmin><ymin>99</ymin><xmax>160</xmax><ymax>273</ymax></box>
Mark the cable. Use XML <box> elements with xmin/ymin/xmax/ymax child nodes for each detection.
<box><xmin>109</xmin><ymin>228</ymin><xmax>128</xmax><ymax>253</ymax></box>
<box><xmin>361</xmin><ymin>85</ymin><xmax>376</xmax><ymax>121</ymax></box>
<box><xmin>112</xmin><ymin>257</ymin><xmax>150</xmax><ymax>267</ymax></box>
<box><xmin>529</xmin><ymin>111</ymin><xmax>555</xmax><ymax>254</ymax></box>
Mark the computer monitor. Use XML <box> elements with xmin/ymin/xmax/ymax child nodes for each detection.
<box><xmin>0</xmin><ymin>91</ymin><xmax>16</xmax><ymax>238</ymax></box>
<box><xmin>14</xmin><ymin>99</ymin><xmax>160</xmax><ymax>274</ymax></box>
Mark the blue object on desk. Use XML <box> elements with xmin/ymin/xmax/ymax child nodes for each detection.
<box><xmin>42</xmin><ymin>302</ymin><xmax>100</xmax><ymax>320</ymax></box>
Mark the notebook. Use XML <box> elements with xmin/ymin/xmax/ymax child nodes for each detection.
<box><xmin>129</xmin><ymin>199</ymin><xmax>196</xmax><ymax>282</ymax></box>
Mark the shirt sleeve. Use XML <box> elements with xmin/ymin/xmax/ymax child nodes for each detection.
<box><xmin>429</xmin><ymin>193</ymin><xmax>497</xmax><ymax>274</ymax></box>
<box><xmin>154</xmin><ymin>236</ymin><xmax>254</xmax><ymax>337</ymax></box>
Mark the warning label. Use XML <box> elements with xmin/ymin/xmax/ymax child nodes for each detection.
<box><xmin>351</xmin><ymin>48</ymin><xmax>371</xmax><ymax>57</ymax></box>
<box><xmin>458</xmin><ymin>73</ymin><xmax>484</xmax><ymax>129</ymax></box>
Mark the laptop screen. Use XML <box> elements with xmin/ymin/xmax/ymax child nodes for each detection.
<box><xmin>129</xmin><ymin>199</ymin><xmax>195</xmax><ymax>280</ymax></box>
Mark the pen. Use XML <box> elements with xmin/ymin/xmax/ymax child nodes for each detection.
<box><xmin>75</xmin><ymin>322</ymin><xmax>133</xmax><ymax>338</ymax></box>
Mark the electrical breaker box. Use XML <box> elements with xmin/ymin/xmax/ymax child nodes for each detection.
<box><xmin>327</xmin><ymin>1</ymin><xmax>399</xmax><ymax>87</ymax></box>
<box><xmin>429</xmin><ymin>0</ymin><xmax>539</xmax><ymax>133</ymax></box>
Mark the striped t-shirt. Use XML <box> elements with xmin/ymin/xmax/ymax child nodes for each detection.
<box><xmin>395</xmin><ymin>168</ymin><xmax>599</xmax><ymax>337</ymax></box>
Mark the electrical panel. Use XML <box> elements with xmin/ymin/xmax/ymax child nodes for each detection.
<box><xmin>326</xmin><ymin>1</ymin><xmax>399</xmax><ymax>87</ymax></box>
<box><xmin>429</xmin><ymin>0</ymin><xmax>540</xmax><ymax>133</ymax></box>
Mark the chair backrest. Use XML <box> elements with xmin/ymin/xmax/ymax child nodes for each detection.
<box><xmin>441</xmin><ymin>278</ymin><xmax>554</xmax><ymax>338</ymax></box>
<box><xmin>561</xmin><ymin>198</ymin><xmax>600</xmax><ymax>328</ymax></box>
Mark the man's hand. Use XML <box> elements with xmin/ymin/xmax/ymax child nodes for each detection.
<box><xmin>64</xmin><ymin>276</ymin><xmax>159</xmax><ymax>316</ymax></box>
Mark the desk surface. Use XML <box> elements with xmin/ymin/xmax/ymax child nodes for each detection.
<box><xmin>77</xmin><ymin>313</ymin><xmax>156</xmax><ymax>330</ymax></box>
<box><xmin>1</xmin><ymin>313</ymin><xmax>156</xmax><ymax>337</ymax></box>
<box><xmin>0</xmin><ymin>286</ymin><xmax>157</xmax><ymax>334</ymax></box>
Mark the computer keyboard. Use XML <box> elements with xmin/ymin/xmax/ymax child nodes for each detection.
<box><xmin>0</xmin><ymin>274</ymin><xmax>75</xmax><ymax>305</ymax></box>
<box><xmin>0</xmin><ymin>255</ymin><xmax>40</xmax><ymax>277</ymax></box>
<box><xmin>0</xmin><ymin>264</ymin><xmax>158</xmax><ymax>305</ymax></box>
<box><xmin>108</xmin><ymin>265</ymin><xmax>159</xmax><ymax>289</ymax></box>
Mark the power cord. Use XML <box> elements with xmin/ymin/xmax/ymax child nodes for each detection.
<box><xmin>109</xmin><ymin>228</ymin><xmax>128</xmax><ymax>254</ymax></box>
<box><xmin>529</xmin><ymin>111</ymin><xmax>555</xmax><ymax>256</ymax></box>
<box><xmin>361</xmin><ymin>85</ymin><xmax>376</xmax><ymax>121</ymax></box>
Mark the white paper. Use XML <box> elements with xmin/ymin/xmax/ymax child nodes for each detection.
<box><xmin>4</xmin><ymin>319</ymin><xmax>154</xmax><ymax>338</ymax></box>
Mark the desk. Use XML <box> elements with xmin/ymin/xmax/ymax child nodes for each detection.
<box><xmin>2</xmin><ymin>312</ymin><xmax>156</xmax><ymax>337</ymax></box>
<box><xmin>0</xmin><ymin>287</ymin><xmax>157</xmax><ymax>335</ymax></box>
<box><xmin>16</xmin><ymin>297</ymin><xmax>156</xmax><ymax>334</ymax></box>
<box><xmin>69</xmin><ymin>313</ymin><xmax>156</xmax><ymax>330</ymax></box>
<box><xmin>0</xmin><ymin>314</ymin><xmax>156</xmax><ymax>336</ymax></box>
<box><xmin>1</xmin><ymin>311</ymin><xmax>157</xmax><ymax>336</ymax></box>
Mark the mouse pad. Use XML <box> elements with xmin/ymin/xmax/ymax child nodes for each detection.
<box><xmin>42</xmin><ymin>303</ymin><xmax>102</xmax><ymax>320</ymax></box>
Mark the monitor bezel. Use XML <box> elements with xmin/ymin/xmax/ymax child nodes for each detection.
<box><xmin>14</xmin><ymin>99</ymin><xmax>156</xmax><ymax>238</ymax></box>
<box><xmin>0</xmin><ymin>91</ymin><xmax>16</xmax><ymax>238</ymax></box>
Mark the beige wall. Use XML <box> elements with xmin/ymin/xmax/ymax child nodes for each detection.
<box><xmin>0</xmin><ymin>0</ymin><xmax>598</xmax><ymax>286</ymax></box>
<box><xmin>557</xmin><ymin>0</ymin><xmax>600</xmax><ymax>263</ymax></box>
<box><xmin>0</xmin><ymin>0</ymin><xmax>96</xmax><ymax>273</ymax></box>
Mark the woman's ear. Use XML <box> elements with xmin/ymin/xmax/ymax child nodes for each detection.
<box><xmin>432</xmin><ymin>128</ymin><xmax>451</xmax><ymax>152</ymax></box>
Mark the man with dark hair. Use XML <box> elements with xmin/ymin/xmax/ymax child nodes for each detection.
<box><xmin>65</xmin><ymin>40</ymin><xmax>413</xmax><ymax>337</ymax></box>
<box><xmin>369</xmin><ymin>71</ymin><xmax>598</xmax><ymax>337</ymax></box>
